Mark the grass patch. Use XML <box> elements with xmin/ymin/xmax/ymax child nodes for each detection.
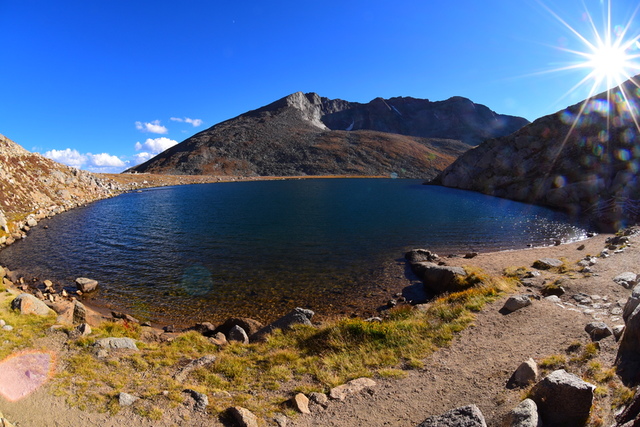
<box><xmin>52</xmin><ymin>268</ymin><xmax>515</xmax><ymax>419</ymax></box>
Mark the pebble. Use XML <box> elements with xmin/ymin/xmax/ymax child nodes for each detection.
<box><xmin>2</xmin><ymin>325</ymin><xmax>13</xmax><ymax>331</ymax></box>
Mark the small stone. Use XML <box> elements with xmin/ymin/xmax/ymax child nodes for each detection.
<box><xmin>511</xmin><ymin>358</ymin><xmax>538</xmax><ymax>387</ymax></box>
<box><xmin>292</xmin><ymin>393</ymin><xmax>310</xmax><ymax>414</ymax></box>
<box><xmin>330</xmin><ymin>377</ymin><xmax>376</xmax><ymax>401</ymax></box>
<box><xmin>184</xmin><ymin>389</ymin><xmax>208</xmax><ymax>412</ymax></box>
<box><xmin>273</xmin><ymin>413</ymin><xmax>288</xmax><ymax>427</ymax></box>
<box><xmin>614</xmin><ymin>272</ymin><xmax>638</xmax><ymax>289</ymax></box>
<box><xmin>227</xmin><ymin>406</ymin><xmax>259</xmax><ymax>427</ymax></box>
<box><xmin>0</xmin><ymin>320</ymin><xmax>5</xmax><ymax>326</ymax></box>
<box><xmin>613</xmin><ymin>325</ymin><xmax>625</xmax><ymax>340</ymax></box>
<box><xmin>502</xmin><ymin>399</ymin><xmax>539</xmax><ymax>427</ymax></box>
<box><xmin>2</xmin><ymin>325</ymin><xmax>13</xmax><ymax>331</ymax></box>
<box><xmin>418</xmin><ymin>404</ymin><xmax>487</xmax><ymax>427</ymax></box>
<box><xmin>503</xmin><ymin>295</ymin><xmax>532</xmax><ymax>313</ymax></box>
<box><xmin>533</xmin><ymin>258</ymin><xmax>563</xmax><ymax>269</ymax></box>
<box><xmin>118</xmin><ymin>392</ymin><xmax>139</xmax><ymax>406</ymax></box>
<box><xmin>309</xmin><ymin>392</ymin><xmax>328</xmax><ymax>407</ymax></box>
<box><xmin>209</xmin><ymin>332</ymin><xmax>228</xmax><ymax>346</ymax></box>
<box><xmin>72</xmin><ymin>300</ymin><xmax>87</xmax><ymax>324</ymax></box>
<box><xmin>585</xmin><ymin>322</ymin><xmax>613</xmax><ymax>341</ymax></box>
<box><xmin>94</xmin><ymin>337</ymin><xmax>138</xmax><ymax>350</ymax></box>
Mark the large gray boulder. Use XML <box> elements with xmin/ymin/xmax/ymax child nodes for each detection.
<box><xmin>75</xmin><ymin>277</ymin><xmax>98</xmax><ymax>293</ymax></box>
<box><xmin>251</xmin><ymin>307</ymin><xmax>314</xmax><ymax>341</ymax></box>
<box><xmin>11</xmin><ymin>293</ymin><xmax>55</xmax><ymax>316</ymax></box>
<box><xmin>94</xmin><ymin>337</ymin><xmax>138</xmax><ymax>350</ymax></box>
<box><xmin>417</xmin><ymin>404</ymin><xmax>487</xmax><ymax>427</ymax></box>
<box><xmin>529</xmin><ymin>369</ymin><xmax>594</xmax><ymax>426</ymax></box>
<box><xmin>410</xmin><ymin>262</ymin><xmax>469</xmax><ymax>294</ymax></box>
<box><xmin>503</xmin><ymin>295</ymin><xmax>532</xmax><ymax>313</ymax></box>
<box><xmin>617</xmin><ymin>303</ymin><xmax>640</xmax><ymax>384</ymax></box>
<box><xmin>623</xmin><ymin>284</ymin><xmax>640</xmax><ymax>322</ymax></box>
<box><xmin>501</xmin><ymin>399</ymin><xmax>539</xmax><ymax>427</ymax></box>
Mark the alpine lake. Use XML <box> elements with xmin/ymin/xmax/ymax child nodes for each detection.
<box><xmin>0</xmin><ymin>178</ymin><xmax>594</xmax><ymax>326</ymax></box>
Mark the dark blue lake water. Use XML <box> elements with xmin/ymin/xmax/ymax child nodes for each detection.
<box><xmin>0</xmin><ymin>179</ymin><xmax>592</xmax><ymax>325</ymax></box>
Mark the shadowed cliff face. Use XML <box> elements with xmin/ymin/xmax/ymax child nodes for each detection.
<box><xmin>433</xmin><ymin>74</ymin><xmax>640</xmax><ymax>230</ymax></box>
<box><xmin>127</xmin><ymin>92</ymin><xmax>528</xmax><ymax>179</ymax></box>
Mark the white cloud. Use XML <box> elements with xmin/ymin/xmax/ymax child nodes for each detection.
<box><xmin>135</xmin><ymin>120</ymin><xmax>168</xmax><ymax>134</ymax></box>
<box><xmin>43</xmin><ymin>148</ymin><xmax>87</xmax><ymax>168</ymax></box>
<box><xmin>88</xmin><ymin>153</ymin><xmax>126</xmax><ymax>167</ymax></box>
<box><xmin>134</xmin><ymin>137</ymin><xmax>178</xmax><ymax>155</ymax></box>
<box><xmin>170</xmin><ymin>117</ymin><xmax>203</xmax><ymax>127</ymax></box>
<box><xmin>133</xmin><ymin>152</ymin><xmax>154</xmax><ymax>164</ymax></box>
<box><xmin>43</xmin><ymin>148</ymin><xmax>128</xmax><ymax>173</ymax></box>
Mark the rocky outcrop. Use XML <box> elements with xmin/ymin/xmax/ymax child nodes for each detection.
<box><xmin>128</xmin><ymin>92</ymin><xmax>528</xmax><ymax>179</ymax></box>
<box><xmin>432</xmin><ymin>74</ymin><xmax>640</xmax><ymax>229</ymax></box>
<box><xmin>410</xmin><ymin>261</ymin><xmax>469</xmax><ymax>294</ymax></box>
<box><xmin>417</xmin><ymin>404</ymin><xmax>487</xmax><ymax>427</ymax></box>
<box><xmin>0</xmin><ymin>133</ymin><xmax>123</xmax><ymax>247</ymax></box>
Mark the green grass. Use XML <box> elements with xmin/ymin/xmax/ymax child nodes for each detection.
<box><xmin>51</xmin><ymin>268</ymin><xmax>515</xmax><ymax>419</ymax></box>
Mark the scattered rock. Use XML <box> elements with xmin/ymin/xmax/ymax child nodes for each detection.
<box><xmin>417</xmin><ymin>404</ymin><xmax>487</xmax><ymax>427</ymax></box>
<box><xmin>623</xmin><ymin>284</ymin><xmax>640</xmax><ymax>322</ymax></box>
<box><xmin>111</xmin><ymin>311</ymin><xmax>140</xmax><ymax>323</ymax></box>
<box><xmin>94</xmin><ymin>337</ymin><xmax>138</xmax><ymax>350</ymax></box>
<box><xmin>501</xmin><ymin>398</ymin><xmax>539</xmax><ymax>427</ymax></box>
<box><xmin>614</xmin><ymin>387</ymin><xmax>640</xmax><ymax>426</ymax></box>
<box><xmin>188</xmin><ymin>322</ymin><xmax>216</xmax><ymax>336</ymax></box>
<box><xmin>464</xmin><ymin>252</ymin><xmax>478</xmax><ymax>259</ymax></box>
<box><xmin>502</xmin><ymin>295</ymin><xmax>532</xmax><ymax>313</ymax></box>
<box><xmin>173</xmin><ymin>354</ymin><xmax>217</xmax><ymax>383</ymax></box>
<box><xmin>209</xmin><ymin>332</ymin><xmax>228</xmax><ymax>346</ymax></box>
<box><xmin>69</xmin><ymin>323</ymin><xmax>92</xmax><ymax>339</ymax></box>
<box><xmin>227</xmin><ymin>325</ymin><xmax>249</xmax><ymax>344</ymax></box>
<box><xmin>75</xmin><ymin>277</ymin><xmax>98</xmax><ymax>293</ymax></box>
<box><xmin>227</xmin><ymin>406</ymin><xmax>259</xmax><ymax>427</ymax></box>
<box><xmin>532</xmin><ymin>258</ymin><xmax>563</xmax><ymax>270</ymax></box>
<box><xmin>309</xmin><ymin>392</ymin><xmax>328</xmax><ymax>407</ymax></box>
<box><xmin>291</xmin><ymin>393</ymin><xmax>310</xmax><ymax>414</ymax></box>
<box><xmin>529</xmin><ymin>369</ymin><xmax>595</xmax><ymax>426</ymax></box>
<box><xmin>613</xmin><ymin>325</ymin><xmax>625</xmax><ymax>340</ymax></box>
<box><xmin>118</xmin><ymin>392</ymin><xmax>139</xmax><ymax>407</ymax></box>
<box><xmin>214</xmin><ymin>317</ymin><xmax>264</xmax><ymax>337</ymax></box>
<box><xmin>509</xmin><ymin>358</ymin><xmax>538</xmax><ymax>387</ymax></box>
<box><xmin>614</xmin><ymin>272</ymin><xmax>638</xmax><ymax>289</ymax></box>
<box><xmin>577</xmin><ymin>244</ymin><xmax>585</xmax><ymax>250</ymax></box>
<box><xmin>252</xmin><ymin>308</ymin><xmax>315</xmax><ymax>341</ymax></box>
<box><xmin>329</xmin><ymin>377</ymin><xmax>376</xmax><ymax>401</ymax></box>
<box><xmin>184</xmin><ymin>389</ymin><xmax>208</xmax><ymax>412</ymax></box>
<box><xmin>10</xmin><ymin>293</ymin><xmax>55</xmax><ymax>316</ymax></box>
<box><xmin>585</xmin><ymin>322</ymin><xmax>613</xmax><ymax>341</ymax></box>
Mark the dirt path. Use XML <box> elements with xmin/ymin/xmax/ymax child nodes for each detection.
<box><xmin>1</xmin><ymin>232</ymin><xmax>637</xmax><ymax>426</ymax></box>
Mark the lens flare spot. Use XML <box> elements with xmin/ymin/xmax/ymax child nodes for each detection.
<box><xmin>616</xmin><ymin>149</ymin><xmax>631</xmax><ymax>161</ymax></box>
<box><xmin>598</xmin><ymin>130</ymin><xmax>609</xmax><ymax>142</ymax></box>
<box><xmin>554</xmin><ymin>175</ymin><xmax>566</xmax><ymax>188</ymax></box>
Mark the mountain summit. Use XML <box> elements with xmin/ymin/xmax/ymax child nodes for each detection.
<box><xmin>127</xmin><ymin>92</ymin><xmax>528</xmax><ymax>179</ymax></box>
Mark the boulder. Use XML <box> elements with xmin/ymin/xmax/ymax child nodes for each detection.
<box><xmin>417</xmin><ymin>404</ymin><xmax>487</xmax><ymax>427</ymax></box>
<box><xmin>614</xmin><ymin>272</ymin><xmax>638</xmax><ymax>289</ymax></box>
<box><xmin>585</xmin><ymin>322</ymin><xmax>613</xmax><ymax>341</ymax></box>
<box><xmin>227</xmin><ymin>406</ymin><xmax>259</xmax><ymax>427</ymax></box>
<box><xmin>405</xmin><ymin>249</ymin><xmax>439</xmax><ymax>263</ymax></box>
<box><xmin>510</xmin><ymin>358</ymin><xmax>538</xmax><ymax>387</ymax></box>
<box><xmin>410</xmin><ymin>262</ymin><xmax>468</xmax><ymax>294</ymax></box>
<box><xmin>502</xmin><ymin>295</ymin><xmax>532</xmax><ymax>313</ymax></box>
<box><xmin>309</xmin><ymin>392</ymin><xmax>328</xmax><ymax>407</ymax></box>
<box><xmin>75</xmin><ymin>277</ymin><xmax>98</xmax><ymax>293</ymax></box>
<box><xmin>227</xmin><ymin>325</ymin><xmax>249</xmax><ymax>344</ymax></box>
<box><xmin>10</xmin><ymin>293</ymin><xmax>55</xmax><ymax>316</ymax></box>
<box><xmin>251</xmin><ymin>308</ymin><xmax>314</xmax><ymax>341</ymax></box>
<box><xmin>329</xmin><ymin>377</ymin><xmax>376</xmax><ymax>401</ymax></box>
<box><xmin>529</xmin><ymin>369</ymin><xmax>595</xmax><ymax>426</ymax></box>
<box><xmin>617</xmin><ymin>303</ymin><xmax>640</xmax><ymax>384</ymax></box>
<box><xmin>501</xmin><ymin>399</ymin><xmax>539</xmax><ymax>427</ymax></box>
<box><xmin>188</xmin><ymin>322</ymin><xmax>216</xmax><ymax>336</ymax></box>
<box><xmin>623</xmin><ymin>284</ymin><xmax>640</xmax><ymax>322</ymax></box>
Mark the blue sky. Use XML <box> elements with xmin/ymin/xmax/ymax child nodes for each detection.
<box><xmin>1</xmin><ymin>0</ymin><xmax>640</xmax><ymax>173</ymax></box>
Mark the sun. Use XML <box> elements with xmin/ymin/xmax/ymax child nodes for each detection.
<box><xmin>539</xmin><ymin>0</ymin><xmax>640</xmax><ymax>100</ymax></box>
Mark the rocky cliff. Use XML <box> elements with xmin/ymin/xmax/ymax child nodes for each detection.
<box><xmin>0</xmin><ymin>133</ymin><xmax>121</xmax><ymax>246</ymax></box>
<box><xmin>432</xmin><ymin>74</ymin><xmax>640</xmax><ymax>229</ymax></box>
<box><xmin>127</xmin><ymin>92</ymin><xmax>528</xmax><ymax>179</ymax></box>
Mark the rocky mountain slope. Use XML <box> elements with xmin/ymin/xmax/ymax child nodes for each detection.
<box><xmin>127</xmin><ymin>92</ymin><xmax>528</xmax><ymax>179</ymax></box>
<box><xmin>432</xmin><ymin>74</ymin><xmax>640</xmax><ymax>229</ymax></box>
<box><xmin>0</xmin><ymin>133</ymin><xmax>121</xmax><ymax>245</ymax></box>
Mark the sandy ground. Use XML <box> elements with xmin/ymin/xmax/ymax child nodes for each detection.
<box><xmin>1</xmin><ymin>231</ymin><xmax>637</xmax><ymax>426</ymax></box>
